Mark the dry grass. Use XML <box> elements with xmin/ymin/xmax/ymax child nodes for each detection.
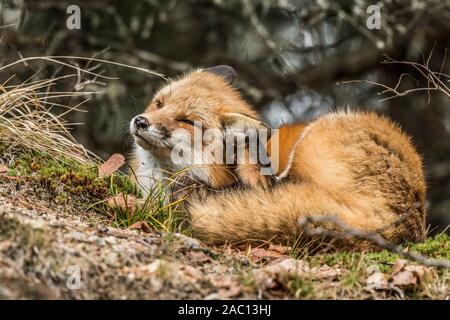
<box><xmin>0</xmin><ymin>73</ymin><xmax>95</xmax><ymax>164</ymax></box>
<box><xmin>0</xmin><ymin>54</ymin><xmax>165</xmax><ymax>164</ymax></box>
<box><xmin>0</xmin><ymin>55</ymin><xmax>191</xmax><ymax>234</ymax></box>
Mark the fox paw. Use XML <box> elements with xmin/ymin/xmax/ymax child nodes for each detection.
<box><xmin>236</xmin><ymin>164</ymin><xmax>275</xmax><ymax>189</ymax></box>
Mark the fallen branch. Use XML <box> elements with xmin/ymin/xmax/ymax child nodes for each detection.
<box><xmin>298</xmin><ymin>215</ymin><xmax>450</xmax><ymax>269</ymax></box>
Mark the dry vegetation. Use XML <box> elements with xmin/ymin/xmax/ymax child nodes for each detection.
<box><xmin>0</xmin><ymin>73</ymin><xmax>92</xmax><ymax>163</ymax></box>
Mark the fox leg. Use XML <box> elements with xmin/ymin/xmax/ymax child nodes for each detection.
<box><xmin>233</xmin><ymin>140</ymin><xmax>275</xmax><ymax>189</ymax></box>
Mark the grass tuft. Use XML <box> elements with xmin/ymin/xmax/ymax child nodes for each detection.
<box><xmin>0</xmin><ymin>76</ymin><xmax>95</xmax><ymax>164</ymax></box>
<box><xmin>109</xmin><ymin>179</ymin><xmax>189</xmax><ymax>234</ymax></box>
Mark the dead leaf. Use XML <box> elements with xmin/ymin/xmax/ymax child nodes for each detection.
<box><xmin>129</xmin><ymin>221</ymin><xmax>151</xmax><ymax>233</ymax></box>
<box><xmin>366</xmin><ymin>272</ymin><xmax>389</xmax><ymax>289</ymax></box>
<box><xmin>392</xmin><ymin>259</ymin><xmax>408</xmax><ymax>275</ymax></box>
<box><xmin>98</xmin><ymin>153</ymin><xmax>125</xmax><ymax>178</ymax></box>
<box><xmin>146</xmin><ymin>259</ymin><xmax>165</xmax><ymax>273</ymax></box>
<box><xmin>278</xmin><ymin>258</ymin><xmax>310</xmax><ymax>273</ymax></box>
<box><xmin>404</xmin><ymin>265</ymin><xmax>435</xmax><ymax>284</ymax></box>
<box><xmin>1</xmin><ymin>175</ymin><xmax>19</xmax><ymax>180</ymax></box>
<box><xmin>392</xmin><ymin>270</ymin><xmax>417</xmax><ymax>287</ymax></box>
<box><xmin>107</xmin><ymin>193</ymin><xmax>138</xmax><ymax>215</ymax></box>
<box><xmin>0</xmin><ymin>164</ymin><xmax>7</xmax><ymax>174</ymax></box>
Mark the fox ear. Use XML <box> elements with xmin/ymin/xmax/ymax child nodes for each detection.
<box><xmin>204</xmin><ymin>65</ymin><xmax>236</xmax><ymax>84</ymax></box>
<box><xmin>222</xmin><ymin>112</ymin><xmax>271</xmax><ymax>132</ymax></box>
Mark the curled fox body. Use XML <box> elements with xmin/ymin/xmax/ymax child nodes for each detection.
<box><xmin>129</xmin><ymin>66</ymin><xmax>427</xmax><ymax>246</ymax></box>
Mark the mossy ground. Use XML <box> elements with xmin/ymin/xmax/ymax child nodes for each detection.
<box><xmin>3</xmin><ymin>151</ymin><xmax>132</xmax><ymax>205</ymax></box>
<box><xmin>289</xmin><ymin>235</ymin><xmax>450</xmax><ymax>298</ymax></box>
<box><xmin>307</xmin><ymin>235</ymin><xmax>449</xmax><ymax>267</ymax></box>
<box><xmin>0</xmin><ymin>147</ymin><xmax>185</xmax><ymax>233</ymax></box>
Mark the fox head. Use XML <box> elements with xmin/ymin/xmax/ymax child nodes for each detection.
<box><xmin>130</xmin><ymin>65</ymin><xmax>270</xmax><ymax>189</ymax></box>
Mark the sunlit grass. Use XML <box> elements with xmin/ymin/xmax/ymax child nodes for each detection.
<box><xmin>109</xmin><ymin>177</ymin><xmax>190</xmax><ymax>234</ymax></box>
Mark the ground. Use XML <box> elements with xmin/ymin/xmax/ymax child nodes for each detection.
<box><xmin>0</xmin><ymin>151</ymin><xmax>449</xmax><ymax>300</ymax></box>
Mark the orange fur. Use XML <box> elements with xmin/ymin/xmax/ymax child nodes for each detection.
<box><xmin>189</xmin><ymin>111</ymin><xmax>426</xmax><ymax>245</ymax></box>
<box><xmin>129</xmin><ymin>69</ymin><xmax>427</xmax><ymax>247</ymax></box>
<box><xmin>267</xmin><ymin>123</ymin><xmax>306</xmax><ymax>175</ymax></box>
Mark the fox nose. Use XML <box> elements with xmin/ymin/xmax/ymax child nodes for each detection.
<box><xmin>134</xmin><ymin>116</ymin><xmax>149</xmax><ymax>129</ymax></box>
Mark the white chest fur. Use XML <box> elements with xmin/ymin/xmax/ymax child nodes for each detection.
<box><xmin>132</xmin><ymin>146</ymin><xmax>166</xmax><ymax>197</ymax></box>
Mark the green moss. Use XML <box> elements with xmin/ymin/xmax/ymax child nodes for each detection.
<box><xmin>1</xmin><ymin>150</ymin><xmax>188</xmax><ymax>234</ymax></box>
<box><xmin>308</xmin><ymin>235</ymin><xmax>450</xmax><ymax>277</ymax></box>
<box><xmin>314</xmin><ymin>251</ymin><xmax>393</xmax><ymax>274</ymax></box>
<box><xmin>1</xmin><ymin>151</ymin><xmax>135</xmax><ymax>217</ymax></box>
<box><xmin>10</xmin><ymin>152</ymin><xmax>136</xmax><ymax>199</ymax></box>
<box><xmin>408</xmin><ymin>234</ymin><xmax>450</xmax><ymax>259</ymax></box>
<box><xmin>238</xmin><ymin>271</ymin><xmax>256</xmax><ymax>289</ymax></box>
<box><xmin>7</xmin><ymin>168</ymin><xmax>17</xmax><ymax>176</ymax></box>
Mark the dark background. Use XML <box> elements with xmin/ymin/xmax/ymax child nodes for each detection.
<box><xmin>1</xmin><ymin>0</ymin><xmax>449</xmax><ymax>233</ymax></box>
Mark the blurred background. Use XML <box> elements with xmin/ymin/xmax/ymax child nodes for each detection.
<box><xmin>1</xmin><ymin>0</ymin><xmax>449</xmax><ymax>233</ymax></box>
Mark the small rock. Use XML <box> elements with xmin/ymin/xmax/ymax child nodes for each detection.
<box><xmin>126</xmin><ymin>272</ymin><xmax>136</xmax><ymax>283</ymax></box>
<box><xmin>263</xmin><ymin>258</ymin><xmax>310</xmax><ymax>275</ymax></box>
<box><xmin>146</xmin><ymin>259</ymin><xmax>163</xmax><ymax>273</ymax></box>
<box><xmin>366</xmin><ymin>272</ymin><xmax>389</xmax><ymax>289</ymax></box>
<box><xmin>104</xmin><ymin>236</ymin><xmax>117</xmax><ymax>245</ymax></box>
<box><xmin>173</xmin><ymin>233</ymin><xmax>202</xmax><ymax>249</ymax></box>
<box><xmin>65</xmin><ymin>231</ymin><xmax>86</xmax><ymax>242</ymax></box>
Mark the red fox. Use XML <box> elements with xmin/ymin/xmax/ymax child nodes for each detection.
<box><xmin>129</xmin><ymin>65</ymin><xmax>427</xmax><ymax>246</ymax></box>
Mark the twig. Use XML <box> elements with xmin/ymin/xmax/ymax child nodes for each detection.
<box><xmin>338</xmin><ymin>50</ymin><xmax>450</xmax><ymax>102</ymax></box>
<box><xmin>298</xmin><ymin>215</ymin><xmax>450</xmax><ymax>269</ymax></box>
<box><xmin>0</xmin><ymin>56</ymin><xmax>167</xmax><ymax>81</ymax></box>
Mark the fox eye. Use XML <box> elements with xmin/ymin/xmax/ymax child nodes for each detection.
<box><xmin>177</xmin><ymin>118</ymin><xmax>195</xmax><ymax>126</ymax></box>
<box><xmin>154</xmin><ymin>99</ymin><xmax>163</xmax><ymax>109</ymax></box>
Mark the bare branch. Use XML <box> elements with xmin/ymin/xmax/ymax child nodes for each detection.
<box><xmin>338</xmin><ymin>51</ymin><xmax>450</xmax><ymax>102</ymax></box>
<box><xmin>299</xmin><ymin>215</ymin><xmax>450</xmax><ymax>269</ymax></box>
